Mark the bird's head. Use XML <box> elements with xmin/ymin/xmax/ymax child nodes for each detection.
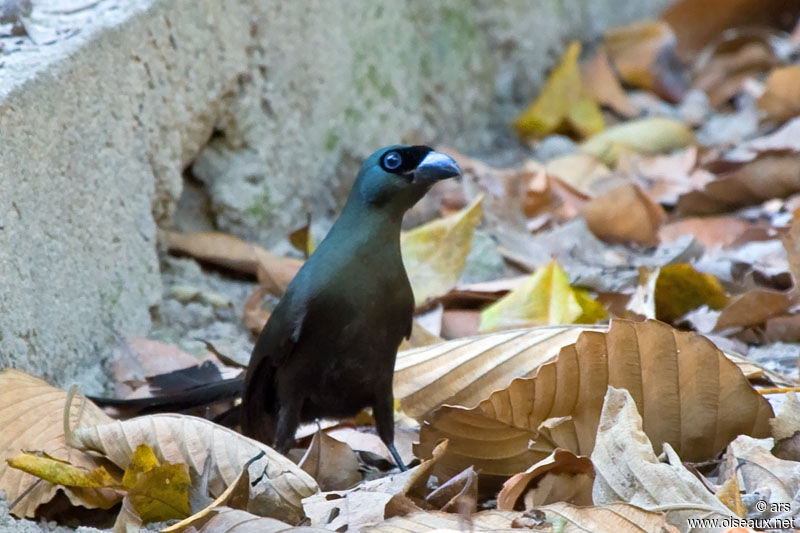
<box><xmin>354</xmin><ymin>145</ymin><xmax>461</xmax><ymax>212</ymax></box>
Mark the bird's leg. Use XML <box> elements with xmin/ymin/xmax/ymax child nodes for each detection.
<box><xmin>374</xmin><ymin>392</ymin><xmax>407</xmax><ymax>471</ymax></box>
<box><xmin>273</xmin><ymin>397</ymin><xmax>302</xmax><ymax>455</ymax></box>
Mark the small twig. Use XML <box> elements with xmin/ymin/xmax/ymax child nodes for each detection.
<box><xmin>758</xmin><ymin>386</ymin><xmax>800</xmax><ymax>395</ymax></box>
<box><xmin>8</xmin><ymin>479</ymin><xmax>42</xmax><ymax>514</ymax></box>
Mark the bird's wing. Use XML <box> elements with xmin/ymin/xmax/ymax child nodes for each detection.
<box><xmin>241</xmin><ymin>273</ymin><xmax>309</xmax><ymax>441</ymax></box>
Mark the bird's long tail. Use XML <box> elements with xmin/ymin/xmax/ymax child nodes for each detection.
<box><xmin>88</xmin><ymin>377</ymin><xmax>243</xmax><ymax>414</ymax></box>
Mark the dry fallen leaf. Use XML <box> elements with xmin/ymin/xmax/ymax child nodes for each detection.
<box><xmin>298</xmin><ymin>429</ymin><xmax>363</xmax><ymax>491</ymax></box>
<box><xmin>479</xmin><ymin>261</ymin><xmax>606</xmax><ymax>333</ymax></box>
<box><xmin>0</xmin><ymin>369</ymin><xmax>117</xmax><ymax>518</ymax></box>
<box><xmin>663</xmin><ymin>0</ymin><xmax>800</xmax><ymax>59</ymax></box>
<box><xmin>6</xmin><ymin>453</ymin><xmax>118</xmax><ymax>491</ymax></box>
<box><xmin>544</xmin><ymin>152</ymin><xmax>612</xmax><ymax>196</ymax></box>
<box><xmin>771</xmin><ymin>392</ymin><xmax>800</xmax><ymax>441</ymax></box>
<box><xmin>758</xmin><ymin>65</ymin><xmax>800</xmax><ymax>123</ymax></box>
<box><xmin>719</xmin><ymin>435</ymin><xmax>800</xmax><ymax>506</ymax></box>
<box><xmin>66</xmin><ymin>411</ymin><xmax>318</xmax><ymax>524</ymax></box>
<box><xmin>617</xmin><ymin>147</ymin><xmax>701</xmax><ymax>205</ymax></box>
<box><xmin>580</xmin><ymin>117</ymin><xmax>694</xmax><ymax>165</ymax></box>
<box><xmin>582</xmin><ymin>183</ymin><xmax>666</xmax><ymax>246</ymax></box>
<box><xmin>423</xmin><ymin>465</ymin><xmax>478</xmax><ymax>513</ymax></box>
<box><xmin>497</xmin><ymin>449</ymin><xmax>593</xmax><ymax>511</ymax></box>
<box><xmin>161</xmin><ymin>230</ymin><xmax>302</xmax><ymax>296</ymax></box>
<box><xmin>694</xmin><ymin>36</ymin><xmax>777</xmax><ymax>108</ymax></box>
<box><xmin>401</xmin><ymin>195</ymin><xmax>483</xmax><ymax>307</ymax></box>
<box><xmin>771</xmin><ymin>393</ymin><xmax>800</xmax><ymax>461</ymax></box>
<box><xmin>302</xmin><ymin>441</ymin><xmax>448</xmax><ymax>531</ymax></box>
<box><xmin>716</xmin><ymin>470</ymin><xmax>747</xmax><ymax>518</ymax></box>
<box><xmin>604</xmin><ymin>20</ymin><xmax>687</xmax><ymax>102</ymax></box>
<box><xmin>676</xmin><ymin>153</ymin><xmax>800</xmax><ymax>216</ymax></box>
<box><xmin>110</xmin><ymin>337</ymin><xmax>201</xmax><ymax>397</ymax></box>
<box><xmin>513</xmin><ymin>41</ymin><xmax>605</xmax><ymax>140</ymax></box>
<box><xmin>659</xmin><ymin>216</ymin><xmax>772</xmax><ymax>250</ymax></box>
<box><xmin>394</xmin><ymin>323</ymin><xmax>774</xmax><ymax>421</ymax></box>
<box><xmin>581</xmin><ymin>46</ymin><xmax>639</xmax><ymax>117</ymax></box>
<box><xmin>415</xmin><ymin>320</ymin><xmax>773</xmax><ymax>480</ymax></box>
<box><xmin>714</xmin><ymin>289</ymin><xmax>790</xmax><ymax>331</ymax></box>
<box><xmin>654</xmin><ymin>263</ymin><xmax>728</xmax><ymax>323</ymax></box>
<box><xmin>591</xmin><ymin>387</ymin><xmax>734</xmax><ymax>531</ymax></box>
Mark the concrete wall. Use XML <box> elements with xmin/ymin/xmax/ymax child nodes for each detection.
<box><xmin>0</xmin><ymin>0</ymin><xmax>670</xmax><ymax>387</ymax></box>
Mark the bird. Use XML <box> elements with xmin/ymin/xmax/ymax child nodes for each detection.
<box><xmin>240</xmin><ymin>145</ymin><xmax>461</xmax><ymax>470</ymax></box>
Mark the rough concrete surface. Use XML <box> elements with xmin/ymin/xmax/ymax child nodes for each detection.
<box><xmin>1</xmin><ymin>0</ymin><xmax>670</xmax><ymax>386</ymax></box>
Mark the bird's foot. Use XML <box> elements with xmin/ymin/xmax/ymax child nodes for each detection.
<box><xmin>387</xmin><ymin>443</ymin><xmax>407</xmax><ymax>472</ymax></box>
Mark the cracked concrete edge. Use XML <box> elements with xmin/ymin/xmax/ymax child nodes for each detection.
<box><xmin>0</xmin><ymin>0</ymin><xmax>670</xmax><ymax>387</ymax></box>
<box><xmin>0</xmin><ymin>0</ymin><xmax>252</xmax><ymax>388</ymax></box>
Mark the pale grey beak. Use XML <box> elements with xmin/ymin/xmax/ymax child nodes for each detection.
<box><xmin>412</xmin><ymin>151</ymin><xmax>461</xmax><ymax>183</ymax></box>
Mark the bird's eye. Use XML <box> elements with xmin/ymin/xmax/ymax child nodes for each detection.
<box><xmin>383</xmin><ymin>151</ymin><xmax>402</xmax><ymax>170</ymax></box>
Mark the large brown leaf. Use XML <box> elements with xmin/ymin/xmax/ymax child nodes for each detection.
<box><xmin>394</xmin><ymin>326</ymin><xmax>597</xmax><ymax>420</ymax></box>
<box><xmin>0</xmin><ymin>369</ymin><xmax>118</xmax><ymax>517</ymax></box>
<box><xmin>414</xmin><ymin>320</ymin><xmax>772</xmax><ymax>481</ymax></box>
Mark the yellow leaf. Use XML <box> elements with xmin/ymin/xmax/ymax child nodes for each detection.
<box><xmin>6</xmin><ymin>453</ymin><xmax>118</xmax><ymax>489</ymax></box>
<box><xmin>122</xmin><ymin>444</ymin><xmax>161</xmax><ymax>489</ymax></box>
<box><xmin>401</xmin><ymin>195</ymin><xmax>483</xmax><ymax>307</ymax></box>
<box><xmin>580</xmin><ymin>117</ymin><xmax>694</xmax><ymax>165</ymax></box>
<box><xmin>574</xmin><ymin>287</ymin><xmax>608</xmax><ymax>324</ymax></box>
<box><xmin>122</xmin><ymin>444</ymin><xmax>191</xmax><ymax>524</ymax></box>
<box><xmin>716</xmin><ymin>472</ymin><xmax>746</xmax><ymax>517</ymax></box>
<box><xmin>289</xmin><ymin>223</ymin><xmax>316</xmax><ymax>259</ymax></box>
<box><xmin>513</xmin><ymin>41</ymin><xmax>605</xmax><ymax>140</ymax></box>
<box><xmin>479</xmin><ymin>261</ymin><xmax>605</xmax><ymax>332</ymax></box>
<box><xmin>655</xmin><ymin>264</ymin><xmax>728</xmax><ymax>323</ymax></box>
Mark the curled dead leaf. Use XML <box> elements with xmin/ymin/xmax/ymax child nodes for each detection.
<box><xmin>0</xmin><ymin>369</ymin><xmax>117</xmax><ymax>518</ymax></box>
<box><xmin>582</xmin><ymin>183</ymin><xmax>666</xmax><ymax>246</ymax></box>
<box><xmin>497</xmin><ymin>449</ymin><xmax>593</xmax><ymax>511</ymax></box>
<box><xmin>604</xmin><ymin>20</ymin><xmax>688</xmax><ymax>102</ymax></box>
<box><xmin>394</xmin><ymin>325</ymin><xmax>598</xmax><ymax>420</ymax></box>
<box><xmin>581</xmin><ymin>46</ymin><xmax>639</xmax><ymax>117</ymax></box>
<box><xmin>591</xmin><ymin>387</ymin><xmax>734</xmax><ymax>531</ymax></box>
<box><xmin>714</xmin><ymin>289</ymin><xmax>790</xmax><ymax>331</ymax></box>
<box><xmin>580</xmin><ymin>117</ymin><xmax>694</xmax><ymax>165</ymax></box>
<box><xmin>415</xmin><ymin>320</ymin><xmax>772</xmax><ymax>481</ymax></box>
<box><xmin>513</xmin><ymin>41</ymin><xmax>605</xmax><ymax>140</ymax></box>
<box><xmin>298</xmin><ymin>430</ymin><xmax>363</xmax><ymax>491</ymax></box>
